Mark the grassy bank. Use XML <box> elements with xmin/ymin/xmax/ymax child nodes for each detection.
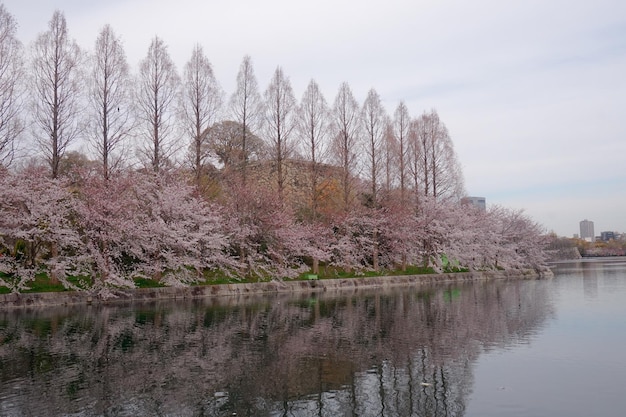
<box><xmin>0</xmin><ymin>264</ymin><xmax>456</xmax><ymax>294</ymax></box>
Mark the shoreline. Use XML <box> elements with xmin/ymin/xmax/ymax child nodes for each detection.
<box><xmin>0</xmin><ymin>268</ymin><xmax>553</xmax><ymax>309</ymax></box>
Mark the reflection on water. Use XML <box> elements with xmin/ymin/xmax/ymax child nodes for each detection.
<box><xmin>0</xmin><ymin>279</ymin><xmax>553</xmax><ymax>416</ymax></box>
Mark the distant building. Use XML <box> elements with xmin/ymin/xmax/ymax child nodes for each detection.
<box><xmin>600</xmin><ymin>231</ymin><xmax>615</xmax><ymax>242</ymax></box>
<box><xmin>464</xmin><ymin>196</ymin><xmax>486</xmax><ymax>211</ymax></box>
<box><xmin>579</xmin><ymin>219</ymin><xmax>595</xmax><ymax>242</ymax></box>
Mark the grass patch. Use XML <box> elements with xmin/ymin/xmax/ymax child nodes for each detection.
<box><xmin>133</xmin><ymin>277</ymin><xmax>166</xmax><ymax>288</ymax></box>
<box><xmin>23</xmin><ymin>273</ymin><xmax>70</xmax><ymax>293</ymax></box>
<box><xmin>0</xmin><ymin>263</ymin><xmax>466</xmax><ymax>294</ymax></box>
<box><xmin>295</xmin><ymin>264</ymin><xmax>437</xmax><ymax>281</ymax></box>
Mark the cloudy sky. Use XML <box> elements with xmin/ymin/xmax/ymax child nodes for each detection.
<box><xmin>4</xmin><ymin>0</ymin><xmax>626</xmax><ymax>237</ymax></box>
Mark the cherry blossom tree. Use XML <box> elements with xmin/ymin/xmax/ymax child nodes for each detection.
<box><xmin>0</xmin><ymin>168</ymin><xmax>82</xmax><ymax>292</ymax></box>
<box><xmin>75</xmin><ymin>171</ymin><xmax>236</xmax><ymax>292</ymax></box>
<box><xmin>488</xmin><ymin>206</ymin><xmax>548</xmax><ymax>270</ymax></box>
<box><xmin>74</xmin><ymin>172</ymin><xmax>140</xmax><ymax>290</ymax></box>
<box><xmin>221</xmin><ymin>182</ymin><xmax>325</xmax><ymax>279</ymax></box>
<box><xmin>378</xmin><ymin>199</ymin><xmax>425</xmax><ymax>271</ymax></box>
<box><xmin>128</xmin><ymin>174</ymin><xmax>234</xmax><ymax>284</ymax></box>
<box><xmin>327</xmin><ymin>209</ymin><xmax>380</xmax><ymax>273</ymax></box>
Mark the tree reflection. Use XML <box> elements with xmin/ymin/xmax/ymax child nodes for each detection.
<box><xmin>0</xmin><ymin>279</ymin><xmax>553</xmax><ymax>416</ymax></box>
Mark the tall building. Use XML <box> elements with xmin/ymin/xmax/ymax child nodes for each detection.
<box><xmin>580</xmin><ymin>219</ymin><xmax>595</xmax><ymax>242</ymax></box>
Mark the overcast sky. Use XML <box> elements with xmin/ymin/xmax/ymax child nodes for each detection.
<box><xmin>4</xmin><ymin>0</ymin><xmax>626</xmax><ymax>237</ymax></box>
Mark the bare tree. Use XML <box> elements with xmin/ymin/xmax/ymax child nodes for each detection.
<box><xmin>263</xmin><ymin>66</ymin><xmax>297</xmax><ymax>202</ymax></box>
<box><xmin>382</xmin><ymin>118</ymin><xmax>398</xmax><ymax>195</ymax></box>
<box><xmin>297</xmin><ymin>79</ymin><xmax>330</xmax><ymax>220</ymax></box>
<box><xmin>330</xmin><ymin>82</ymin><xmax>361</xmax><ymax>212</ymax></box>
<box><xmin>0</xmin><ymin>5</ymin><xmax>24</xmax><ymax>167</ymax></box>
<box><xmin>87</xmin><ymin>25</ymin><xmax>133</xmax><ymax>180</ymax></box>
<box><xmin>30</xmin><ymin>10</ymin><xmax>83</xmax><ymax>179</ymax></box>
<box><xmin>136</xmin><ymin>36</ymin><xmax>180</xmax><ymax>173</ymax></box>
<box><xmin>361</xmin><ymin>89</ymin><xmax>387</xmax><ymax>207</ymax></box>
<box><xmin>181</xmin><ymin>44</ymin><xmax>223</xmax><ymax>184</ymax></box>
<box><xmin>413</xmin><ymin>110</ymin><xmax>465</xmax><ymax>201</ymax></box>
<box><xmin>360</xmin><ymin>89</ymin><xmax>387</xmax><ymax>271</ymax></box>
<box><xmin>407</xmin><ymin>117</ymin><xmax>421</xmax><ymax>207</ymax></box>
<box><xmin>229</xmin><ymin>55</ymin><xmax>262</xmax><ymax>182</ymax></box>
<box><xmin>393</xmin><ymin>101</ymin><xmax>410</xmax><ymax>202</ymax></box>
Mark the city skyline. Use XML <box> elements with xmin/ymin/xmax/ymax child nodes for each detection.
<box><xmin>3</xmin><ymin>0</ymin><xmax>625</xmax><ymax>237</ymax></box>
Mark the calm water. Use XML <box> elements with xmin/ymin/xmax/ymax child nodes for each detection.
<box><xmin>1</xmin><ymin>258</ymin><xmax>625</xmax><ymax>416</ymax></box>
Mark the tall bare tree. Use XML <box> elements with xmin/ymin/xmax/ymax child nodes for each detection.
<box><xmin>263</xmin><ymin>66</ymin><xmax>297</xmax><ymax>203</ymax></box>
<box><xmin>361</xmin><ymin>89</ymin><xmax>386</xmax><ymax>207</ymax></box>
<box><xmin>330</xmin><ymin>82</ymin><xmax>361</xmax><ymax>212</ymax></box>
<box><xmin>431</xmin><ymin>125</ymin><xmax>465</xmax><ymax>201</ymax></box>
<box><xmin>413</xmin><ymin>110</ymin><xmax>465</xmax><ymax>201</ymax></box>
<box><xmin>407</xmin><ymin>117</ymin><xmax>421</xmax><ymax>207</ymax></box>
<box><xmin>361</xmin><ymin>89</ymin><xmax>387</xmax><ymax>271</ymax></box>
<box><xmin>181</xmin><ymin>44</ymin><xmax>223</xmax><ymax>184</ymax></box>
<box><xmin>136</xmin><ymin>36</ymin><xmax>180</xmax><ymax>173</ymax></box>
<box><xmin>393</xmin><ymin>101</ymin><xmax>411</xmax><ymax>202</ymax></box>
<box><xmin>0</xmin><ymin>5</ymin><xmax>24</xmax><ymax>167</ymax></box>
<box><xmin>87</xmin><ymin>25</ymin><xmax>133</xmax><ymax>180</ymax></box>
<box><xmin>30</xmin><ymin>10</ymin><xmax>83</xmax><ymax>179</ymax></box>
<box><xmin>297</xmin><ymin>79</ymin><xmax>330</xmax><ymax>219</ymax></box>
<box><xmin>229</xmin><ymin>55</ymin><xmax>262</xmax><ymax>182</ymax></box>
<box><xmin>382</xmin><ymin>118</ymin><xmax>398</xmax><ymax>195</ymax></box>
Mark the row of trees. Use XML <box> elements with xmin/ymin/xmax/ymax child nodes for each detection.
<box><xmin>0</xmin><ymin>7</ymin><xmax>463</xmax><ymax>201</ymax></box>
<box><xmin>0</xmin><ymin>7</ymin><xmax>548</xmax><ymax>293</ymax></box>
<box><xmin>0</xmin><ymin>167</ymin><xmax>546</xmax><ymax>294</ymax></box>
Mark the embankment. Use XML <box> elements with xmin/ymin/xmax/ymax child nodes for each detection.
<box><xmin>0</xmin><ymin>268</ymin><xmax>553</xmax><ymax>309</ymax></box>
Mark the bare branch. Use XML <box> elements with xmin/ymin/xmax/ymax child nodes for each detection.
<box><xmin>136</xmin><ymin>36</ymin><xmax>181</xmax><ymax>173</ymax></box>
<box><xmin>86</xmin><ymin>24</ymin><xmax>134</xmax><ymax>179</ymax></box>
<box><xmin>30</xmin><ymin>10</ymin><xmax>83</xmax><ymax>178</ymax></box>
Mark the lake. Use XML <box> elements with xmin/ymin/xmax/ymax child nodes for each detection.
<box><xmin>1</xmin><ymin>258</ymin><xmax>625</xmax><ymax>416</ymax></box>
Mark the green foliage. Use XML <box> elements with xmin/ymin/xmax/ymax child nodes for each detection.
<box><xmin>441</xmin><ymin>254</ymin><xmax>468</xmax><ymax>273</ymax></box>
<box><xmin>0</xmin><ymin>271</ymin><xmax>90</xmax><ymax>293</ymax></box>
<box><xmin>133</xmin><ymin>277</ymin><xmax>166</xmax><ymax>288</ymax></box>
<box><xmin>23</xmin><ymin>273</ymin><xmax>68</xmax><ymax>293</ymax></box>
<box><xmin>294</xmin><ymin>264</ymin><xmax>436</xmax><ymax>280</ymax></box>
<box><xmin>13</xmin><ymin>239</ymin><xmax>27</xmax><ymax>261</ymax></box>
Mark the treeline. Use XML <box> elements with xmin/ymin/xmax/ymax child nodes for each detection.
<box><xmin>0</xmin><ymin>7</ymin><xmax>547</xmax><ymax>293</ymax></box>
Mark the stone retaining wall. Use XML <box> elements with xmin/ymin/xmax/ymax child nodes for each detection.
<box><xmin>0</xmin><ymin>268</ymin><xmax>552</xmax><ymax>309</ymax></box>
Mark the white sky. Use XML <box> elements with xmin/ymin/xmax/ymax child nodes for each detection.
<box><xmin>4</xmin><ymin>0</ymin><xmax>626</xmax><ymax>237</ymax></box>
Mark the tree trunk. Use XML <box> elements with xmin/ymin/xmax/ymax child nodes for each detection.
<box><xmin>49</xmin><ymin>242</ymin><xmax>59</xmax><ymax>284</ymax></box>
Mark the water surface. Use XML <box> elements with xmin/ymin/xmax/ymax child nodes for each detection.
<box><xmin>1</xmin><ymin>259</ymin><xmax>625</xmax><ymax>416</ymax></box>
